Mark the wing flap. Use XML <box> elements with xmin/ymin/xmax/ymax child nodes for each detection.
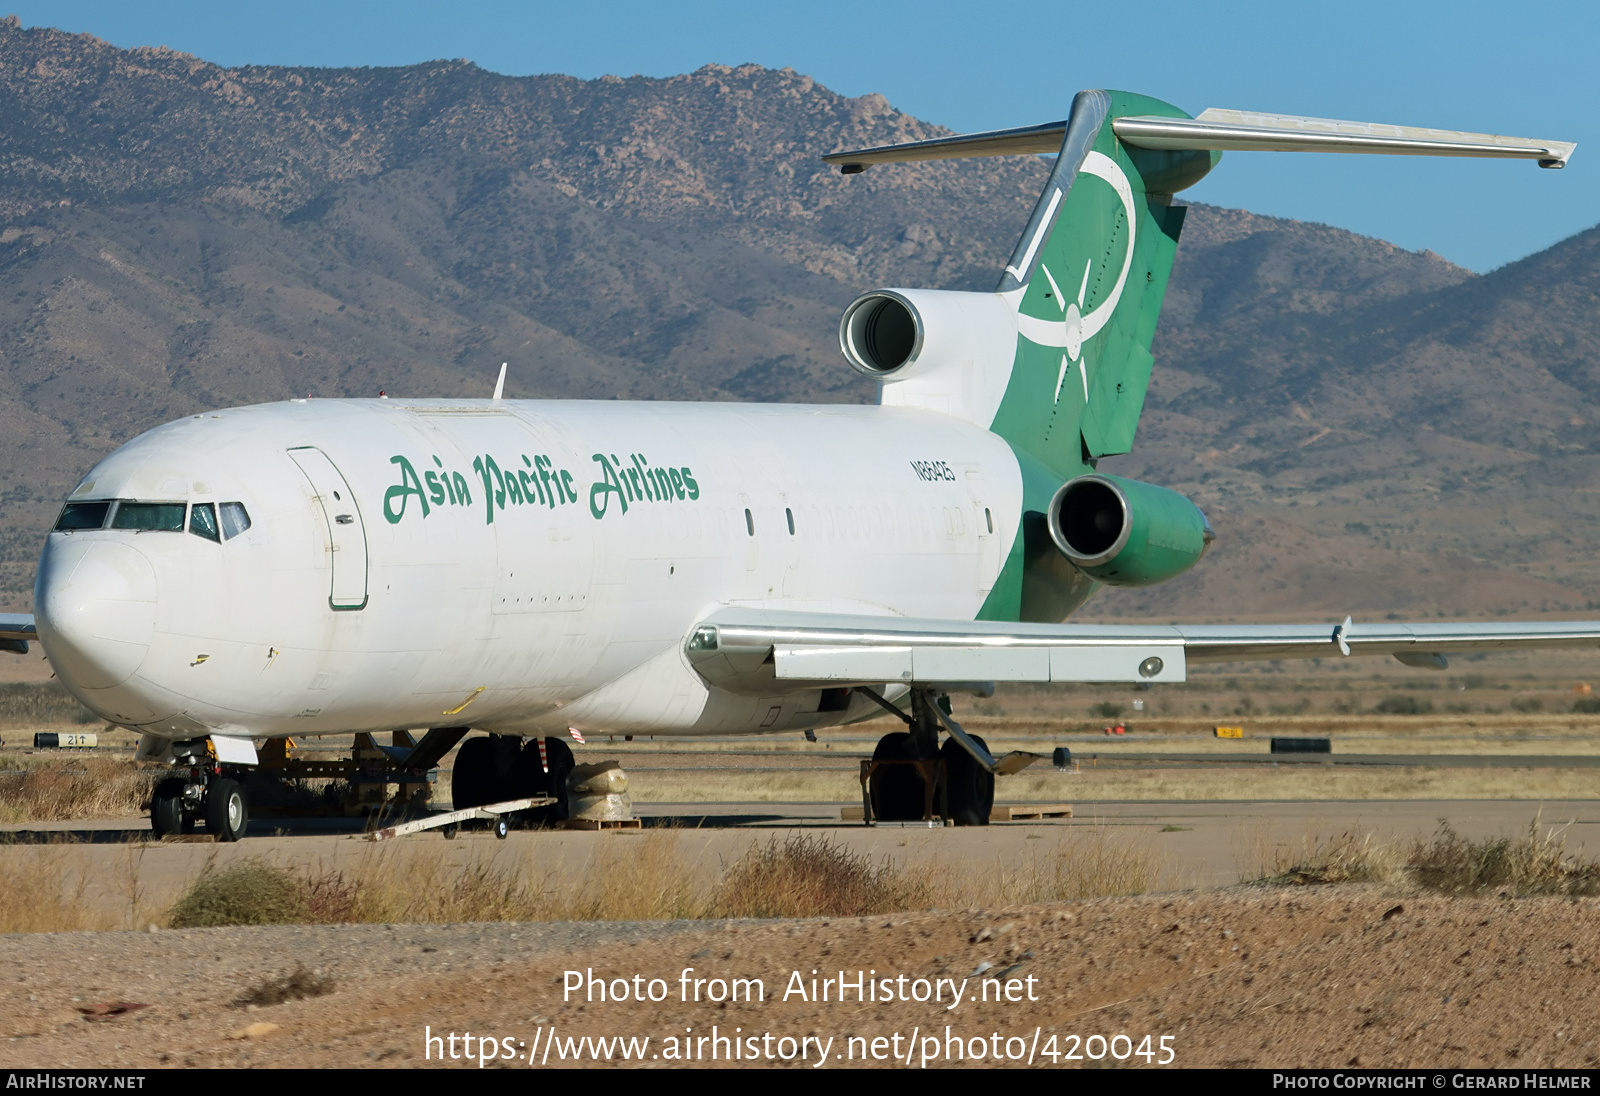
<box><xmin>691</xmin><ymin>608</ymin><xmax>1600</xmax><ymax>692</ymax></box>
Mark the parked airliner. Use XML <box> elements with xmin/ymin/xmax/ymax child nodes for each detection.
<box><xmin>4</xmin><ymin>91</ymin><xmax>1589</xmax><ymax>837</ymax></box>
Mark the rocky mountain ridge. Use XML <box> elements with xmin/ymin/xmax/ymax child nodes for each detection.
<box><xmin>1</xmin><ymin>19</ymin><xmax>1597</xmax><ymax>622</ymax></box>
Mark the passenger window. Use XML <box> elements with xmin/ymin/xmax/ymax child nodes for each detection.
<box><xmin>189</xmin><ymin>503</ymin><xmax>220</xmax><ymax>542</ymax></box>
<box><xmin>219</xmin><ymin>502</ymin><xmax>252</xmax><ymax>540</ymax></box>
<box><xmin>786</xmin><ymin>507</ymin><xmax>795</xmax><ymax>535</ymax></box>
<box><xmin>744</xmin><ymin>508</ymin><xmax>754</xmax><ymax>536</ymax></box>
<box><xmin>54</xmin><ymin>502</ymin><xmax>111</xmax><ymax>531</ymax></box>
<box><xmin>111</xmin><ymin>502</ymin><xmax>186</xmax><ymax>532</ymax></box>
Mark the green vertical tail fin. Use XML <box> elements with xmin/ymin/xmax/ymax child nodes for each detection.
<box><xmin>824</xmin><ymin>92</ymin><xmax>1571</xmax><ymax>621</ymax></box>
<box><xmin>988</xmin><ymin>90</ymin><xmax>1217</xmax><ymax>480</ymax></box>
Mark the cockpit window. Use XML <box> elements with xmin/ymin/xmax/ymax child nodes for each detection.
<box><xmin>188</xmin><ymin>503</ymin><xmax>220</xmax><ymax>542</ymax></box>
<box><xmin>110</xmin><ymin>502</ymin><xmax>186</xmax><ymax>532</ymax></box>
<box><xmin>55</xmin><ymin>502</ymin><xmax>111</xmax><ymax>531</ymax></box>
<box><xmin>219</xmin><ymin>502</ymin><xmax>251</xmax><ymax>540</ymax></box>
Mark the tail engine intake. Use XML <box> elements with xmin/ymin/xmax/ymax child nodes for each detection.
<box><xmin>1048</xmin><ymin>473</ymin><xmax>1215</xmax><ymax>587</ymax></box>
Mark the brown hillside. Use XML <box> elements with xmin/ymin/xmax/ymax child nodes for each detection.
<box><xmin>0</xmin><ymin>19</ymin><xmax>1597</xmax><ymax>625</ymax></box>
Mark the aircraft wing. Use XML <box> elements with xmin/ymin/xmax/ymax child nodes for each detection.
<box><xmin>0</xmin><ymin>613</ymin><xmax>34</xmax><ymax>655</ymax></box>
<box><xmin>685</xmin><ymin>608</ymin><xmax>1600</xmax><ymax>691</ymax></box>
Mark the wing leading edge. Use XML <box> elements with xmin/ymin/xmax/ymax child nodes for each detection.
<box><xmin>685</xmin><ymin>608</ymin><xmax>1600</xmax><ymax>692</ymax></box>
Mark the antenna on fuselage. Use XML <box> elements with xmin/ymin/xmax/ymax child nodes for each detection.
<box><xmin>492</xmin><ymin>362</ymin><xmax>507</xmax><ymax>400</ymax></box>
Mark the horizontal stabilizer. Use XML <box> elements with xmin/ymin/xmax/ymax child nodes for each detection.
<box><xmin>824</xmin><ymin>104</ymin><xmax>1573</xmax><ymax>171</ymax></box>
<box><xmin>1119</xmin><ymin>109</ymin><xmax>1574</xmax><ymax>167</ymax></box>
<box><xmin>823</xmin><ymin>120</ymin><xmax>1068</xmax><ymax>170</ymax></box>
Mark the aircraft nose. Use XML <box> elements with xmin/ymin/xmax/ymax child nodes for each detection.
<box><xmin>35</xmin><ymin>538</ymin><xmax>158</xmax><ymax>690</ymax></box>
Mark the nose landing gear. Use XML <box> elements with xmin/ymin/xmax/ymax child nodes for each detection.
<box><xmin>149</xmin><ymin>738</ymin><xmax>250</xmax><ymax>842</ymax></box>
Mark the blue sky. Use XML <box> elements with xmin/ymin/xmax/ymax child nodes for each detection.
<box><xmin>11</xmin><ymin>1</ymin><xmax>1599</xmax><ymax>272</ymax></box>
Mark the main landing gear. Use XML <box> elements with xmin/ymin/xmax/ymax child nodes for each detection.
<box><xmin>862</xmin><ymin>688</ymin><xmax>994</xmax><ymax>826</ymax></box>
<box><xmin>450</xmin><ymin>733</ymin><xmax>574</xmax><ymax>828</ymax></box>
<box><xmin>149</xmin><ymin>739</ymin><xmax>250</xmax><ymax>841</ymax></box>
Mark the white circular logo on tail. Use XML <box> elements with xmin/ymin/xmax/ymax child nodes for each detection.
<box><xmin>1074</xmin><ymin>151</ymin><xmax>1137</xmax><ymax>349</ymax></box>
<box><xmin>1014</xmin><ymin>149</ymin><xmax>1139</xmax><ymax>386</ymax></box>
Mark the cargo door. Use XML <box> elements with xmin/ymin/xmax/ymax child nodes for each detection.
<box><xmin>288</xmin><ymin>447</ymin><xmax>370</xmax><ymax>611</ymax></box>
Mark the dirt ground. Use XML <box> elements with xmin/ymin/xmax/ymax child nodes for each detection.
<box><xmin>1</xmin><ymin>888</ymin><xmax>1596</xmax><ymax>1070</ymax></box>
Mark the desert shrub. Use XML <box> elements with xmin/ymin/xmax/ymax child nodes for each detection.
<box><xmin>1406</xmin><ymin>821</ymin><xmax>1600</xmax><ymax>897</ymax></box>
<box><xmin>1090</xmin><ymin>701</ymin><xmax>1123</xmax><ymax>719</ymax></box>
<box><xmin>167</xmin><ymin>858</ymin><xmax>309</xmax><ymax>927</ymax></box>
<box><xmin>234</xmin><ymin>964</ymin><xmax>336</xmax><ymax>1007</ymax></box>
<box><xmin>1246</xmin><ymin>830</ymin><xmax>1398</xmax><ymax>887</ymax></box>
<box><xmin>1374</xmin><ymin>695</ymin><xmax>1432</xmax><ymax>715</ymax></box>
<box><xmin>712</xmin><ymin>834</ymin><xmax>930</xmax><ymax>918</ymax></box>
<box><xmin>1573</xmin><ymin>697</ymin><xmax>1600</xmax><ymax>714</ymax></box>
<box><xmin>1509</xmin><ymin>696</ymin><xmax>1544</xmax><ymax>714</ymax></box>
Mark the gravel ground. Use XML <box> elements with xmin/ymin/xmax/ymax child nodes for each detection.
<box><xmin>2</xmin><ymin>889</ymin><xmax>1598</xmax><ymax>1069</ymax></box>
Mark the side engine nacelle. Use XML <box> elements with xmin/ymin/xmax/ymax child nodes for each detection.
<box><xmin>838</xmin><ymin>289</ymin><xmax>1018</xmax><ymax>424</ymax></box>
<box><xmin>1048</xmin><ymin>473</ymin><xmax>1215</xmax><ymax>587</ymax></box>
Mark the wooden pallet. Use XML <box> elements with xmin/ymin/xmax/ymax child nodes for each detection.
<box><xmin>990</xmin><ymin>804</ymin><xmax>1073</xmax><ymax>821</ymax></box>
<box><xmin>563</xmin><ymin>817</ymin><xmax>642</xmax><ymax>831</ymax></box>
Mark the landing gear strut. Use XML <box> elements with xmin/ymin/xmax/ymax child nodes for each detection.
<box><xmin>150</xmin><ymin>739</ymin><xmax>250</xmax><ymax>841</ymax></box>
<box><xmin>862</xmin><ymin>687</ymin><xmax>993</xmax><ymax>826</ymax></box>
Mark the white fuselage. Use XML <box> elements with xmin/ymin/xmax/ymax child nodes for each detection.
<box><xmin>35</xmin><ymin>399</ymin><xmax>1023</xmax><ymax>741</ymax></box>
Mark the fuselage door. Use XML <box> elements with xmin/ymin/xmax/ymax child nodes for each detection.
<box><xmin>287</xmin><ymin>447</ymin><xmax>370</xmax><ymax>611</ymax></box>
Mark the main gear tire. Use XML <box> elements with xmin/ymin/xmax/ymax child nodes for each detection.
<box><xmin>941</xmin><ymin>734</ymin><xmax>994</xmax><ymax>826</ymax></box>
<box><xmin>205</xmin><ymin>777</ymin><xmax>249</xmax><ymax>842</ymax></box>
<box><xmin>869</xmin><ymin>732</ymin><xmax>931</xmax><ymax>822</ymax></box>
<box><xmin>150</xmin><ymin>777</ymin><xmax>184</xmax><ymax>839</ymax></box>
<box><xmin>450</xmin><ymin>736</ymin><xmax>502</xmax><ymax>812</ymax></box>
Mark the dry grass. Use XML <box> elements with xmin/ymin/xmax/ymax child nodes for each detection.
<box><xmin>0</xmin><ymin>682</ymin><xmax>99</xmax><ymax>726</ymax></box>
<box><xmin>1237</xmin><ymin>817</ymin><xmax>1600</xmax><ymax>896</ymax></box>
<box><xmin>155</xmin><ymin>830</ymin><xmax>1156</xmax><ymax>928</ymax></box>
<box><xmin>156</xmin><ymin>832</ymin><xmax>717</xmax><ymax>927</ymax></box>
<box><xmin>333</xmin><ymin>831</ymin><xmax>708</xmax><ymax>923</ymax></box>
<box><xmin>935</xmin><ymin>826</ymin><xmax>1170</xmax><ymax>906</ymax></box>
<box><xmin>0</xmin><ymin>841</ymin><xmax>154</xmax><ymax>933</ymax></box>
<box><xmin>627</xmin><ymin>764</ymin><xmax>1600</xmax><ymax>804</ymax></box>
<box><xmin>0</xmin><ymin>843</ymin><xmax>98</xmax><ymax>933</ymax></box>
<box><xmin>1237</xmin><ymin>827</ymin><xmax>1400</xmax><ymax>887</ymax></box>
<box><xmin>997</xmin><ymin>766</ymin><xmax>1600</xmax><ymax>803</ymax></box>
<box><xmin>1404</xmin><ymin>820</ymin><xmax>1600</xmax><ymax>896</ymax></box>
<box><xmin>0</xmin><ymin>758</ymin><xmax>156</xmax><ymax>823</ymax></box>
